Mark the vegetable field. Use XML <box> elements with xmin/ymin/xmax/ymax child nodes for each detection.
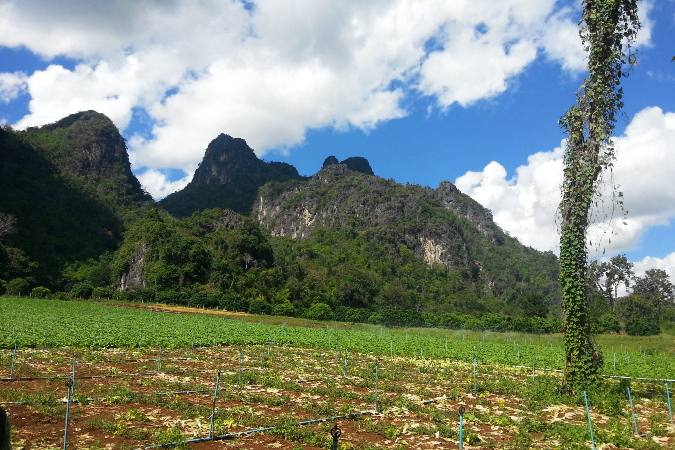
<box><xmin>1</xmin><ymin>297</ymin><xmax>674</xmax><ymax>449</ymax></box>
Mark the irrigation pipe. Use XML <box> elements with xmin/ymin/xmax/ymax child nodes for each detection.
<box><xmin>142</xmin><ymin>409</ymin><xmax>378</xmax><ymax>449</ymax></box>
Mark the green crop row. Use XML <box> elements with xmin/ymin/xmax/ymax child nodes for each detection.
<box><xmin>1</xmin><ymin>297</ymin><xmax>673</xmax><ymax>379</ymax></box>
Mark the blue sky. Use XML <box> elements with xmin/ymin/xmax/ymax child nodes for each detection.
<box><xmin>0</xmin><ymin>0</ymin><xmax>673</xmax><ymax>274</ymax></box>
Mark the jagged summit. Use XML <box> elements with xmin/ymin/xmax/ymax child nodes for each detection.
<box><xmin>161</xmin><ymin>133</ymin><xmax>302</xmax><ymax>216</ymax></box>
<box><xmin>320</xmin><ymin>155</ymin><xmax>374</xmax><ymax>175</ymax></box>
<box><xmin>39</xmin><ymin>110</ymin><xmax>114</xmax><ymax>131</ymax></box>
<box><xmin>191</xmin><ymin>134</ymin><xmax>268</xmax><ymax>186</ymax></box>
<box><xmin>322</xmin><ymin>155</ymin><xmax>340</xmax><ymax>168</ymax></box>
<box><xmin>22</xmin><ymin>110</ymin><xmax>151</xmax><ymax>206</ymax></box>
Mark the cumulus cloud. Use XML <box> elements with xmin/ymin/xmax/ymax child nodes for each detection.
<box><xmin>0</xmin><ymin>0</ymin><xmax>655</xmax><ymax>198</ymax></box>
<box><xmin>633</xmin><ymin>253</ymin><xmax>675</xmax><ymax>281</ymax></box>
<box><xmin>456</xmin><ymin>106</ymin><xmax>675</xmax><ymax>255</ymax></box>
<box><xmin>135</xmin><ymin>169</ymin><xmax>191</xmax><ymax>200</ymax></box>
<box><xmin>0</xmin><ymin>71</ymin><xmax>26</xmax><ymax>103</ymax></box>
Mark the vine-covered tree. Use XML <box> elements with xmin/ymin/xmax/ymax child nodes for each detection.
<box><xmin>559</xmin><ymin>0</ymin><xmax>640</xmax><ymax>389</ymax></box>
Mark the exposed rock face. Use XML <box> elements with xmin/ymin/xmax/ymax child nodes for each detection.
<box><xmin>120</xmin><ymin>243</ymin><xmax>146</xmax><ymax>290</ymax></box>
<box><xmin>254</xmin><ymin>164</ymin><xmax>474</xmax><ymax>270</ymax></box>
<box><xmin>321</xmin><ymin>155</ymin><xmax>374</xmax><ymax>175</ymax></box>
<box><xmin>161</xmin><ymin>134</ymin><xmax>302</xmax><ymax>216</ymax></box>
<box><xmin>341</xmin><ymin>156</ymin><xmax>374</xmax><ymax>175</ymax></box>
<box><xmin>321</xmin><ymin>155</ymin><xmax>340</xmax><ymax>168</ymax></box>
<box><xmin>23</xmin><ymin>110</ymin><xmax>151</xmax><ymax>207</ymax></box>
<box><xmin>435</xmin><ymin>181</ymin><xmax>504</xmax><ymax>244</ymax></box>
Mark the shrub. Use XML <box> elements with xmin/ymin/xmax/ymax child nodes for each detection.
<box><xmin>248</xmin><ymin>297</ymin><xmax>271</xmax><ymax>315</ymax></box>
<box><xmin>271</xmin><ymin>301</ymin><xmax>295</xmax><ymax>317</ymax></box>
<box><xmin>91</xmin><ymin>287</ymin><xmax>114</xmax><ymax>299</ymax></box>
<box><xmin>125</xmin><ymin>288</ymin><xmax>156</xmax><ymax>303</ymax></box>
<box><xmin>625</xmin><ymin>318</ymin><xmax>660</xmax><ymax>336</ymax></box>
<box><xmin>218</xmin><ymin>290</ymin><xmax>248</xmax><ymax>312</ymax></box>
<box><xmin>6</xmin><ymin>278</ymin><xmax>30</xmax><ymax>296</ymax></box>
<box><xmin>155</xmin><ymin>289</ymin><xmax>185</xmax><ymax>305</ymax></box>
<box><xmin>617</xmin><ymin>295</ymin><xmax>660</xmax><ymax>336</ymax></box>
<box><xmin>188</xmin><ymin>292</ymin><xmax>208</xmax><ymax>308</ymax></box>
<box><xmin>334</xmin><ymin>306</ymin><xmax>369</xmax><ymax>323</ymax></box>
<box><xmin>304</xmin><ymin>302</ymin><xmax>334</xmax><ymax>321</ymax></box>
<box><xmin>30</xmin><ymin>286</ymin><xmax>52</xmax><ymax>298</ymax></box>
<box><xmin>597</xmin><ymin>313</ymin><xmax>621</xmax><ymax>333</ymax></box>
<box><xmin>70</xmin><ymin>282</ymin><xmax>93</xmax><ymax>299</ymax></box>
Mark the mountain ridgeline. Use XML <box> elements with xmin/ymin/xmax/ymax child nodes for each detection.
<box><xmin>0</xmin><ymin>111</ymin><xmax>561</xmax><ymax>331</ymax></box>
<box><xmin>160</xmin><ymin>134</ymin><xmax>302</xmax><ymax>216</ymax></box>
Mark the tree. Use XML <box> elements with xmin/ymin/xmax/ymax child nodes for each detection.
<box><xmin>617</xmin><ymin>294</ymin><xmax>660</xmax><ymax>336</ymax></box>
<box><xmin>558</xmin><ymin>0</ymin><xmax>640</xmax><ymax>389</ymax></box>
<box><xmin>632</xmin><ymin>269</ymin><xmax>674</xmax><ymax>312</ymax></box>
<box><xmin>588</xmin><ymin>255</ymin><xmax>633</xmax><ymax>309</ymax></box>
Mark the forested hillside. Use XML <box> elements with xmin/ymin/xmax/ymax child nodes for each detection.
<box><xmin>1</xmin><ymin>111</ymin><xmax>564</xmax><ymax>331</ymax></box>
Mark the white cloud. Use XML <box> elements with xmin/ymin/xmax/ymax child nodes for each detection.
<box><xmin>0</xmin><ymin>71</ymin><xmax>26</xmax><ymax>103</ymax></box>
<box><xmin>0</xmin><ymin>0</ymin><xmax>654</xmax><ymax>180</ymax></box>
<box><xmin>456</xmin><ymin>106</ymin><xmax>675</xmax><ymax>255</ymax></box>
<box><xmin>136</xmin><ymin>169</ymin><xmax>191</xmax><ymax>200</ymax></box>
<box><xmin>633</xmin><ymin>252</ymin><xmax>675</xmax><ymax>281</ymax></box>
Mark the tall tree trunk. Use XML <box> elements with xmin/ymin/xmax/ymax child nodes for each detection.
<box><xmin>559</xmin><ymin>0</ymin><xmax>639</xmax><ymax>389</ymax></box>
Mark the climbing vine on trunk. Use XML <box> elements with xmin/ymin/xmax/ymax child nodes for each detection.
<box><xmin>559</xmin><ymin>0</ymin><xmax>640</xmax><ymax>389</ymax></box>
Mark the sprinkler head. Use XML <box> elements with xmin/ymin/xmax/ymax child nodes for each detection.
<box><xmin>330</xmin><ymin>423</ymin><xmax>342</xmax><ymax>439</ymax></box>
<box><xmin>459</xmin><ymin>405</ymin><xmax>465</xmax><ymax>416</ymax></box>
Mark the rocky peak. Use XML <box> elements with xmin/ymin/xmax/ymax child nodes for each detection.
<box><xmin>322</xmin><ymin>155</ymin><xmax>340</xmax><ymax>168</ymax></box>
<box><xmin>319</xmin><ymin>155</ymin><xmax>374</xmax><ymax>176</ymax></box>
<box><xmin>191</xmin><ymin>134</ymin><xmax>263</xmax><ymax>185</ymax></box>
<box><xmin>23</xmin><ymin>110</ymin><xmax>151</xmax><ymax>206</ymax></box>
<box><xmin>160</xmin><ymin>133</ymin><xmax>302</xmax><ymax>216</ymax></box>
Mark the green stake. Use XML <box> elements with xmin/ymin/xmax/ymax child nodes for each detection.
<box><xmin>63</xmin><ymin>380</ymin><xmax>73</xmax><ymax>450</ymax></box>
<box><xmin>626</xmin><ymin>386</ymin><xmax>637</xmax><ymax>435</ymax></box>
<box><xmin>156</xmin><ymin>345</ymin><xmax>163</xmax><ymax>373</ymax></box>
<box><xmin>532</xmin><ymin>355</ymin><xmax>536</xmax><ymax>378</ymax></box>
<box><xmin>583</xmin><ymin>390</ymin><xmax>596</xmax><ymax>450</ymax></box>
<box><xmin>666</xmin><ymin>383</ymin><xmax>672</xmax><ymax>422</ymax></box>
<box><xmin>458</xmin><ymin>406</ymin><xmax>465</xmax><ymax>449</ymax></box>
<box><xmin>70</xmin><ymin>356</ymin><xmax>76</xmax><ymax>391</ymax></box>
<box><xmin>472</xmin><ymin>351</ymin><xmax>477</xmax><ymax>392</ymax></box>
<box><xmin>374</xmin><ymin>361</ymin><xmax>380</xmax><ymax>411</ymax></box>
<box><xmin>209</xmin><ymin>371</ymin><xmax>221</xmax><ymax>438</ymax></box>
<box><xmin>9</xmin><ymin>340</ymin><xmax>16</xmax><ymax>380</ymax></box>
<box><xmin>238</xmin><ymin>350</ymin><xmax>243</xmax><ymax>388</ymax></box>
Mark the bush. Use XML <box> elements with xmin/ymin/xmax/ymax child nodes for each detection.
<box><xmin>6</xmin><ymin>278</ymin><xmax>30</xmax><ymax>296</ymax></box>
<box><xmin>248</xmin><ymin>297</ymin><xmax>271</xmax><ymax>315</ymax></box>
<box><xmin>334</xmin><ymin>306</ymin><xmax>370</xmax><ymax>323</ymax></box>
<box><xmin>218</xmin><ymin>290</ymin><xmax>249</xmax><ymax>312</ymax></box>
<box><xmin>125</xmin><ymin>288</ymin><xmax>156</xmax><ymax>303</ymax></box>
<box><xmin>597</xmin><ymin>313</ymin><xmax>621</xmax><ymax>333</ymax></box>
<box><xmin>271</xmin><ymin>301</ymin><xmax>295</xmax><ymax>317</ymax></box>
<box><xmin>155</xmin><ymin>290</ymin><xmax>185</xmax><ymax>305</ymax></box>
<box><xmin>91</xmin><ymin>287</ymin><xmax>114</xmax><ymax>299</ymax></box>
<box><xmin>188</xmin><ymin>291</ymin><xmax>208</xmax><ymax>308</ymax></box>
<box><xmin>304</xmin><ymin>302</ymin><xmax>334</xmax><ymax>321</ymax></box>
<box><xmin>625</xmin><ymin>318</ymin><xmax>660</xmax><ymax>336</ymax></box>
<box><xmin>70</xmin><ymin>282</ymin><xmax>93</xmax><ymax>299</ymax></box>
<box><xmin>617</xmin><ymin>295</ymin><xmax>660</xmax><ymax>336</ymax></box>
<box><xmin>30</xmin><ymin>286</ymin><xmax>52</xmax><ymax>298</ymax></box>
